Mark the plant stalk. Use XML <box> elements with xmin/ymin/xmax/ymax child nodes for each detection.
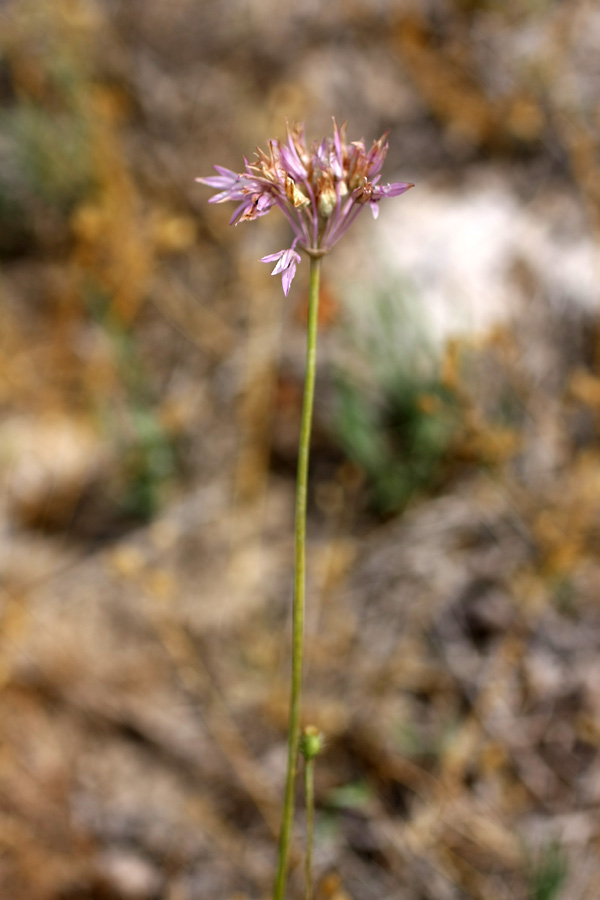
<box><xmin>274</xmin><ymin>255</ymin><xmax>321</xmax><ymax>900</ymax></box>
<box><xmin>304</xmin><ymin>756</ymin><xmax>315</xmax><ymax>900</ymax></box>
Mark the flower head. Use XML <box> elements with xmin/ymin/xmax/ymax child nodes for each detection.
<box><xmin>196</xmin><ymin>120</ymin><xmax>413</xmax><ymax>295</ymax></box>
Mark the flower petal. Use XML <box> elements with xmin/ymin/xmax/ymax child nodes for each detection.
<box><xmin>281</xmin><ymin>261</ymin><xmax>297</xmax><ymax>296</ymax></box>
<box><xmin>260</xmin><ymin>246</ymin><xmax>301</xmax><ymax>295</ymax></box>
<box><xmin>375</xmin><ymin>181</ymin><xmax>414</xmax><ymax>198</ymax></box>
<box><xmin>195</xmin><ymin>166</ymin><xmax>239</xmax><ymax>189</ymax></box>
<box><xmin>280</xmin><ymin>144</ymin><xmax>306</xmax><ymax>181</ymax></box>
<box><xmin>260</xmin><ymin>249</ymin><xmax>285</xmax><ymax>264</ymax></box>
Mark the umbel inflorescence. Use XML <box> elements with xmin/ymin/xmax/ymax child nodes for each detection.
<box><xmin>197</xmin><ymin>119</ymin><xmax>413</xmax><ymax>295</ymax></box>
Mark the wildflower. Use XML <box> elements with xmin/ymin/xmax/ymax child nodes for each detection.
<box><xmin>198</xmin><ymin>123</ymin><xmax>414</xmax><ymax>900</ymax></box>
<box><xmin>196</xmin><ymin>120</ymin><xmax>413</xmax><ymax>295</ymax></box>
<box><xmin>260</xmin><ymin>241</ymin><xmax>301</xmax><ymax>297</ymax></box>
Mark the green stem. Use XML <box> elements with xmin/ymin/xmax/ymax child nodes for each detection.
<box><xmin>304</xmin><ymin>757</ymin><xmax>315</xmax><ymax>900</ymax></box>
<box><xmin>274</xmin><ymin>256</ymin><xmax>321</xmax><ymax>900</ymax></box>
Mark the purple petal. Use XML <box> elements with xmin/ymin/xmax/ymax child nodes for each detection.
<box><xmin>214</xmin><ymin>165</ymin><xmax>237</xmax><ymax>178</ymax></box>
<box><xmin>281</xmin><ymin>264</ymin><xmax>296</xmax><ymax>296</ymax></box>
<box><xmin>332</xmin><ymin>118</ymin><xmax>344</xmax><ymax>169</ymax></box>
<box><xmin>280</xmin><ymin>144</ymin><xmax>306</xmax><ymax>181</ymax></box>
<box><xmin>375</xmin><ymin>181</ymin><xmax>414</xmax><ymax>198</ymax></box>
<box><xmin>195</xmin><ymin>166</ymin><xmax>239</xmax><ymax>188</ymax></box>
<box><xmin>260</xmin><ymin>246</ymin><xmax>301</xmax><ymax>295</ymax></box>
<box><xmin>260</xmin><ymin>249</ymin><xmax>285</xmax><ymax>264</ymax></box>
<box><xmin>256</xmin><ymin>193</ymin><xmax>275</xmax><ymax>212</ymax></box>
<box><xmin>271</xmin><ymin>256</ymin><xmax>288</xmax><ymax>276</ymax></box>
<box><xmin>285</xmin><ymin>125</ymin><xmax>309</xmax><ymax>176</ymax></box>
<box><xmin>271</xmin><ymin>249</ymin><xmax>298</xmax><ymax>275</ymax></box>
<box><xmin>209</xmin><ymin>188</ymin><xmax>243</xmax><ymax>204</ymax></box>
<box><xmin>229</xmin><ymin>197</ymin><xmax>255</xmax><ymax>224</ymax></box>
<box><xmin>366</xmin><ymin>133</ymin><xmax>389</xmax><ymax>176</ymax></box>
<box><xmin>196</xmin><ymin>175</ymin><xmax>229</xmax><ymax>188</ymax></box>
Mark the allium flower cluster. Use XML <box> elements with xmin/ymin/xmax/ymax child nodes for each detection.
<box><xmin>197</xmin><ymin>120</ymin><xmax>413</xmax><ymax>295</ymax></box>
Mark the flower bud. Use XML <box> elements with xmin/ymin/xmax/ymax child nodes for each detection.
<box><xmin>318</xmin><ymin>187</ymin><xmax>337</xmax><ymax>219</ymax></box>
<box><xmin>300</xmin><ymin>725</ymin><xmax>324</xmax><ymax>760</ymax></box>
<box><xmin>349</xmin><ymin>173</ymin><xmax>367</xmax><ymax>192</ymax></box>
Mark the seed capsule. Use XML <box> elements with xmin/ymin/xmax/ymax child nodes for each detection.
<box><xmin>318</xmin><ymin>187</ymin><xmax>337</xmax><ymax>218</ymax></box>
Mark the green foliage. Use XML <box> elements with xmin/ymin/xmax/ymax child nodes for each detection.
<box><xmin>118</xmin><ymin>404</ymin><xmax>178</xmax><ymax>522</ymax></box>
<box><xmin>551</xmin><ymin>576</ymin><xmax>577</xmax><ymax>616</ymax></box>
<box><xmin>1</xmin><ymin>103</ymin><xmax>92</xmax><ymax>209</ymax></box>
<box><xmin>528</xmin><ymin>841</ymin><xmax>568</xmax><ymax>900</ymax></box>
<box><xmin>394</xmin><ymin>720</ymin><xmax>425</xmax><ymax>758</ymax></box>
<box><xmin>0</xmin><ymin>33</ymin><xmax>94</xmax><ymax>254</ymax></box>
<box><xmin>87</xmin><ymin>286</ymin><xmax>180</xmax><ymax>523</ymax></box>
<box><xmin>333</xmin><ymin>289</ymin><xmax>459</xmax><ymax>514</ymax></box>
<box><xmin>325</xmin><ymin>779</ymin><xmax>373</xmax><ymax>811</ymax></box>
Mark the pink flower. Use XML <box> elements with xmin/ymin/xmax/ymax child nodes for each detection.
<box><xmin>260</xmin><ymin>242</ymin><xmax>301</xmax><ymax>297</ymax></box>
<box><xmin>196</xmin><ymin>120</ymin><xmax>413</xmax><ymax>295</ymax></box>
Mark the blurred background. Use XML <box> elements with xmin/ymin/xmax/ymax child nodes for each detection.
<box><xmin>1</xmin><ymin>1</ymin><xmax>600</xmax><ymax>898</ymax></box>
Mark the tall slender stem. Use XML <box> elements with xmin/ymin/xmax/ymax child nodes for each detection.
<box><xmin>274</xmin><ymin>256</ymin><xmax>321</xmax><ymax>900</ymax></box>
<box><xmin>304</xmin><ymin>756</ymin><xmax>315</xmax><ymax>900</ymax></box>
